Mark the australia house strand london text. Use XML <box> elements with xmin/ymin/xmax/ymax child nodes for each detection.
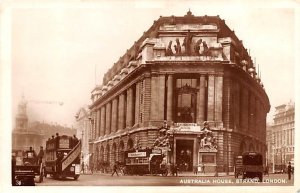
<box><xmin>88</xmin><ymin>11</ymin><xmax>270</xmax><ymax>174</ymax></box>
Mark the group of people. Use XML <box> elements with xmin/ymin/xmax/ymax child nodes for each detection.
<box><xmin>46</xmin><ymin>133</ymin><xmax>79</xmax><ymax>149</ymax></box>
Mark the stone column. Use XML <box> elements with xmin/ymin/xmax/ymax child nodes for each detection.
<box><xmin>215</xmin><ymin>75</ymin><xmax>223</xmax><ymax>123</ymax></box>
<box><xmin>126</xmin><ymin>87</ymin><xmax>133</xmax><ymax>128</ymax></box>
<box><xmin>100</xmin><ymin>106</ymin><xmax>106</xmax><ymax>136</ymax></box>
<box><xmin>255</xmin><ymin>98</ymin><xmax>260</xmax><ymax>138</ymax></box>
<box><xmin>105</xmin><ymin>102</ymin><xmax>111</xmax><ymax>135</ymax></box>
<box><xmin>96</xmin><ymin>109</ymin><xmax>101</xmax><ymax>138</ymax></box>
<box><xmin>135</xmin><ymin>82</ymin><xmax>140</xmax><ymax>125</ymax></box>
<box><xmin>234</xmin><ymin>82</ymin><xmax>240</xmax><ymax>131</ymax></box>
<box><xmin>143</xmin><ymin>76</ymin><xmax>151</xmax><ymax>126</ymax></box>
<box><xmin>248</xmin><ymin>92</ymin><xmax>255</xmax><ymax>133</ymax></box>
<box><xmin>197</xmin><ymin>75</ymin><xmax>206</xmax><ymax>124</ymax></box>
<box><xmin>118</xmin><ymin>93</ymin><xmax>125</xmax><ymax>130</ymax></box>
<box><xmin>241</xmin><ymin>88</ymin><xmax>249</xmax><ymax>131</ymax></box>
<box><xmin>167</xmin><ymin>74</ymin><xmax>173</xmax><ymax>123</ymax></box>
<box><xmin>150</xmin><ymin>74</ymin><xmax>158</xmax><ymax>121</ymax></box>
<box><xmin>111</xmin><ymin>98</ymin><xmax>118</xmax><ymax>133</ymax></box>
<box><xmin>207</xmin><ymin>74</ymin><xmax>215</xmax><ymax>122</ymax></box>
<box><xmin>157</xmin><ymin>74</ymin><xmax>165</xmax><ymax>121</ymax></box>
<box><xmin>93</xmin><ymin>111</ymin><xmax>98</xmax><ymax>139</ymax></box>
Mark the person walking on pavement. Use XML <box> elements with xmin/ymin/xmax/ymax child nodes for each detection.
<box><xmin>193</xmin><ymin>165</ymin><xmax>198</xmax><ymax>175</ymax></box>
<box><xmin>173</xmin><ymin>164</ymin><xmax>178</xmax><ymax>177</ymax></box>
<box><xmin>111</xmin><ymin>162</ymin><xmax>119</xmax><ymax>177</ymax></box>
<box><xmin>287</xmin><ymin>162</ymin><xmax>292</xmax><ymax>180</ymax></box>
<box><xmin>37</xmin><ymin>146</ymin><xmax>44</xmax><ymax>165</ymax></box>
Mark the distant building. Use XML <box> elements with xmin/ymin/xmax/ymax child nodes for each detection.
<box><xmin>88</xmin><ymin>11</ymin><xmax>270</xmax><ymax>173</ymax></box>
<box><xmin>267</xmin><ymin>102</ymin><xmax>295</xmax><ymax>172</ymax></box>
<box><xmin>75</xmin><ymin>107</ymin><xmax>92</xmax><ymax>168</ymax></box>
<box><xmin>12</xmin><ymin>95</ymin><xmax>44</xmax><ymax>152</ymax></box>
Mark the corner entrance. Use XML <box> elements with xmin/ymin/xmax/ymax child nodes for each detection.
<box><xmin>176</xmin><ymin>139</ymin><xmax>194</xmax><ymax>171</ymax></box>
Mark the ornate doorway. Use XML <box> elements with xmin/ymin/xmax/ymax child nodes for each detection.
<box><xmin>176</xmin><ymin>139</ymin><xmax>194</xmax><ymax>171</ymax></box>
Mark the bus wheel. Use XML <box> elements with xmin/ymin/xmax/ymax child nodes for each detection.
<box><xmin>74</xmin><ymin>175</ymin><xmax>80</xmax><ymax>180</ymax></box>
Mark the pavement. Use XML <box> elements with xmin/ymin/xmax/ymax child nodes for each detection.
<box><xmin>82</xmin><ymin>171</ymin><xmax>235</xmax><ymax>177</ymax></box>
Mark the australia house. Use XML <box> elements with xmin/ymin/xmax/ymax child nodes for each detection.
<box><xmin>88</xmin><ymin>11</ymin><xmax>270</xmax><ymax>173</ymax></box>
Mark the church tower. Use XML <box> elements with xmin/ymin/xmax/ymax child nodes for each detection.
<box><xmin>15</xmin><ymin>94</ymin><xmax>28</xmax><ymax>131</ymax></box>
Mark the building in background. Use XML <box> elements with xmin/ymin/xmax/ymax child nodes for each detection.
<box><xmin>12</xmin><ymin>95</ymin><xmax>44</xmax><ymax>152</ymax></box>
<box><xmin>267</xmin><ymin>102</ymin><xmax>295</xmax><ymax>173</ymax></box>
<box><xmin>75</xmin><ymin>106</ymin><xmax>92</xmax><ymax>170</ymax></box>
<box><xmin>88</xmin><ymin>11</ymin><xmax>270</xmax><ymax>173</ymax></box>
<box><xmin>12</xmin><ymin>95</ymin><xmax>76</xmax><ymax>153</ymax></box>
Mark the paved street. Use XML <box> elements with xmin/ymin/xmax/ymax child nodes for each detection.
<box><xmin>36</xmin><ymin>173</ymin><xmax>293</xmax><ymax>186</ymax></box>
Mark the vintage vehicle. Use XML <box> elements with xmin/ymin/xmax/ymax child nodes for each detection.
<box><xmin>124</xmin><ymin>148</ymin><xmax>168</xmax><ymax>176</ymax></box>
<box><xmin>44</xmin><ymin>135</ymin><xmax>81</xmax><ymax>180</ymax></box>
<box><xmin>242</xmin><ymin>152</ymin><xmax>264</xmax><ymax>182</ymax></box>
<box><xmin>234</xmin><ymin>155</ymin><xmax>243</xmax><ymax>178</ymax></box>
<box><xmin>12</xmin><ymin>149</ymin><xmax>44</xmax><ymax>186</ymax></box>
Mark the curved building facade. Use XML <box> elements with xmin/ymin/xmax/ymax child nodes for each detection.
<box><xmin>89</xmin><ymin>11</ymin><xmax>270</xmax><ymax>173</ymax></box>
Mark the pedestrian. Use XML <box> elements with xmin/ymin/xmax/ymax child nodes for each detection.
<box><xmin>37</xmin><ymin>146</ymin><xmax>44</xmax><ymax>165</ymax></box>
<box><xmin>287</xmin><ymin>162</ymin><xmax>292</xmax><ymax>180</ymax></box>
<box><xmin>173</xmin><ymin>164</ymin><xmax>178</xmax><ymax>177</ymax></box>
<box><xmin>81</xmin><ymin>162</ymin><xmax>85</xmax><ymax>174</ymax></box>
<box><xmin>202</xmin><ymin>164</ymin><xmax>205</xmax><ymax>174</ymax></box>
<box><xmin>111</xmin><ymin>162</ymin><xmax>119</xmax><ymax>177</ymax></box>
<box><xmin>55</xmin><ymin>133</ymin><xmax>60</xmax><ymax>147</ymax></box>
<box><xmin>193</xmin><ymin>165</ymin><xmax>198</xmax><ymax>175</ymax></box>
<box><xmin>265</xmin><ymin>165</ymin><xmax>269</xmax><ymax>176</ymax></box>
<box><xmin>72</xmin><ymin>135</ymin><xmax>79</xmax><ymax>147</ymax></box>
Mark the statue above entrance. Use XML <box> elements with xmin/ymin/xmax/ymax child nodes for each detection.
<box><xmin>199</xmin><ymin>121</ymin><xmax>217</xmax><ymax>150</ymax></box>
<box><xmin>153</xmin><ymin>121</ymin><xmax>171</xmax><ymax>148</ymax></box>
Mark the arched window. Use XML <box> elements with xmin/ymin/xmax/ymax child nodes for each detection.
<box><xmin>127</xmin><ymin>138</ymin><xmax>134</xmax><ymax>150</ymax></box>
<box><xmin>105</xmin><ymin>144</ymin><xmax>110</xmax><ymax>163</ymax></box>
<box><xmin>175</xmin><ymin>78</ymin><xmax>198</xmax><ymax>123</ymax></box>
<box><xmin>100</xmin><ymin>146</ymin><xmax>104</xmax><ymax>163</ymax></box>
<box><xmin>239</xmin><ymin>141</ymin><xmax>246</xmax><ymax>155</ymax></box>
<box><xmin>249</xmin><ymin>143</ymin><xmax>254</xmax><ymax>151</ymax></box>
<box><xmin>119</xmin><ymin>141</ymin><xmax>125</xmax><ymax>163</ymax></box>
<box><xmin>112</xmin><ymin>143</ymin><xmax>117</xmax><ymax>164</ymax></box>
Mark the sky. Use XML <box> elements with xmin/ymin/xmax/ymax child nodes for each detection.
<box><xmin>2</xmin><ymin>0</ymin><xmax>297</xmax><ymax>128</ymax></box>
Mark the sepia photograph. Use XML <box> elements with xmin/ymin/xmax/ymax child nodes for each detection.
<box><xmin>0</xmin><ymin>0</ymin><xmax>299</xmax><ymax>193</ymax></box>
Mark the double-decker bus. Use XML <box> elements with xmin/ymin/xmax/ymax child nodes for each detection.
<box><xmin>44</xmin><ymin>135</ymin><xmax>81</xmax><ymax>180</ymax></box>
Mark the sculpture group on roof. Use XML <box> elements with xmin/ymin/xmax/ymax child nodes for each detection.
<box><xmin>165</xmin><ymin>30</ymin><xmax>211</xmax><ymax>57</ymax></box>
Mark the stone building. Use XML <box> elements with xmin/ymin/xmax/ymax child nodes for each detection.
<box><xmin>266</xmin><ymin>102</ymin><xmax>295</xmax><ymax>172</ymax></box>
<box><xmin>75</xmin><ymin>106</ymin><xmax>92</xmax><ymax>169</ymax></box>
<box><xmin>89</xmin><ymin>11</ymin><xmax>270</xmax><ymax>173</ymax></box>
<box><xmin>12</xmin><ymin>95</ymin><xmax>44</xmax><ymax>152</ymax></box>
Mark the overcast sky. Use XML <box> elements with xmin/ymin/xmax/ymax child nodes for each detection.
<box><xmin>4</xmin><ymin>0</ymin><xmax>297</xmax><ymax>127</ymax></box>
